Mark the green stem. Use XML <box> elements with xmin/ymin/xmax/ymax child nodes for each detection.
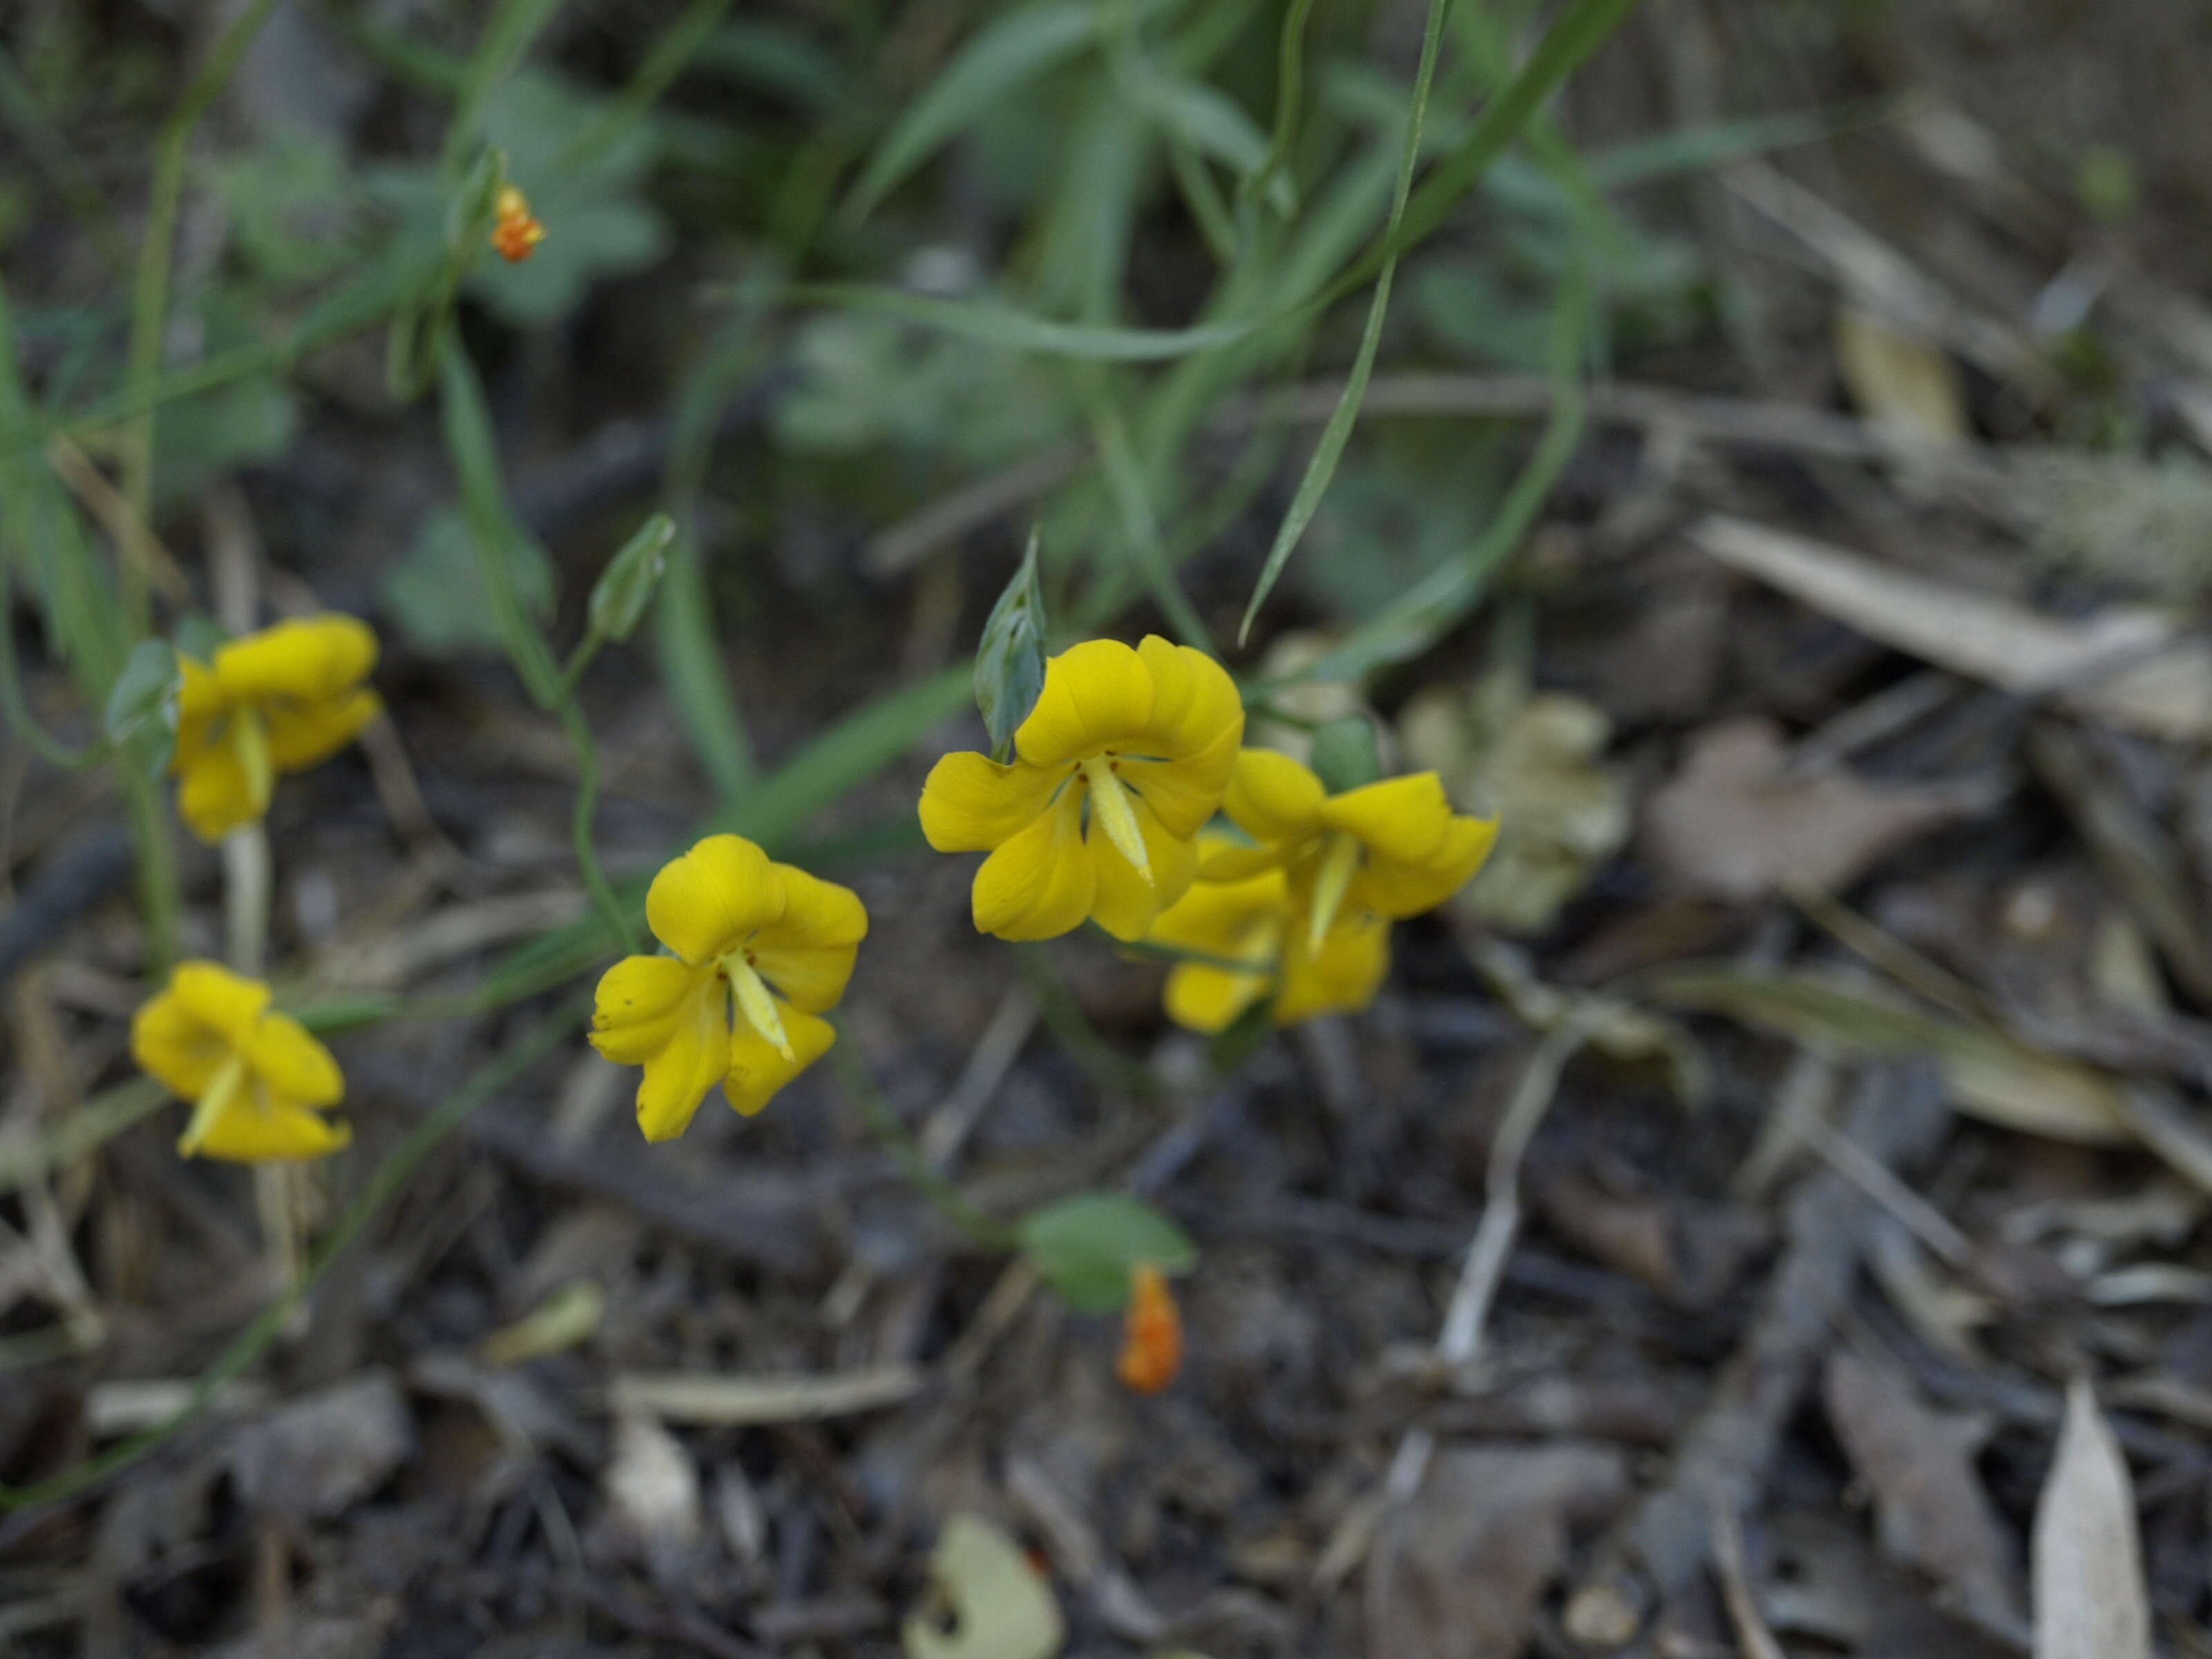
<box><xmin>0</xmin><ymin>994</ymin><xmax>587</xmax><ymax>1514</ymax></box>
<box><xmin>120</xmin><ymin>762</ymin><xmax>179</xmax><ymax>976</ymax></box>
<box><xmin>1014</xmin><ymin>944</ymin><xmax>1160</xmax><ymax>1099</ymax></box>
<box><xmin>120</xmin><ymin>0</ymin><xmax>286</xmax><ymax>603</ymax></box>
<box><xmin>831</xmin><ymin>1039</ymin><xmax>1018</xmax><ymax>1251</ymax></box>
<box><xmin>554</xmin><ymin>691</ymin><xmax>636</xmax><ymax>955</ymax></box>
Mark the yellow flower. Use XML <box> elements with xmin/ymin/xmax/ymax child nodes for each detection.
<box><xmin>171</xmin><ymin>615</ymin><xmax>381</xmax><ymax>843</ymax></box>
<box><xmin>491</xmin><ymin>185</ymin><xmax>546</xmax><ymax>262</ymax></box>
<box><xmin>590</xmin><ymin>834</ymin><xmax>867</xmax><ymax>1142</ymax></box>
<box><xmin>1147</xmin><ymin>836</ymin><xmax>1390</xmax><ymax>1033</ymax></box>
<box><xmin>1206</xmin><ymin>748</ymin><xmax>1497</xmax><ymax>951</ymax></box>
<box><xmin>919</xmin><ymin>636</ymin><xmax>1244</xmax><ymax>942</ymax></box>
<box><xmin>131</xmin><ymin>962</ymin><xmax>350</xmax><ymax>1161</ymax></box>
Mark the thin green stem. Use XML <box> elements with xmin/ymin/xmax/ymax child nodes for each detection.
<box><xmin>554</xmin><ymin>691</ymin><xmax>636</xmax><ymax>955</ymax></box>
<box><xmin>1013</xmin><ymin>944</ymin><xmax>1161</xmax><ymax>1099</ymax></box>
<box><xmin>0</xmin><ymin>994</ymin><xmax>587</xmax><ymax>1514</ymax></box>
<box><xmin>831</xmin><ymin>1039</ymin><xmax>1018</xmax><ymax>1251</ymax></box>
<box><xmin>120</xmin><ymin>0</ymin><xmax>286</xmax><ymax>599</ymax></box>
<box><xmin>120</xmin><ymin>762</ymin><xmax>179</xmax><ymax>975</ymax></box>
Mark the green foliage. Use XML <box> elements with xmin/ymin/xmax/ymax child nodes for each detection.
<box><xmin>1309</xmin><ymin>718</ymin><xmax>1380</xmax><ymax>794</ymax></box>
<box><xmin>384</xmin><ymin>505</ymin><xmax>556</xmax><ymax>659</ymax></box>
<box><xmin>773</xmin><ymin>313</ymin><xmax>1076</xmax><ymax>465</ymax></box>
<box><xmin>588</xmin><ymin>512</ymin><xmax>676</xmax><ymax>644</ymax></box>
<box><xmin>1018</xmin><ymin>1191</ymin><xmax>1197</xmax><ymax>1313</ymax></box>
<box><xmin>974</xmin><ymin>533</ymin><xmax>1048</xmax><ymax>760</ymax></box>
<box><xmin>101</xmin><ymin>639</ymin><xmax>178</xmax><ymax>773</ymax></box>
<box><xmin>216</xmin><ymin>128</ymin><xmax>363</xmax><ymax>286</ymax></box>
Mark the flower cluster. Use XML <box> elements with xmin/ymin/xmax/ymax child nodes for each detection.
<box><xmin>133</xmin><ymin>962</ymin><xmax>349</xmax><ymax>1161</ymax></box>
<box><xmin>172</xmin><ymin>615</ymin><xmax>381</xmax><ymax>843</ymax></box>
<box><xmin>921</xmin><ymin>636</ymin><xmax>1496</xmax><ymax>1033</ymax></box>
<box><xmin>590</xmin><ymin>834</ymin><xmax>866</xmax><ymax>1141</ymax></box>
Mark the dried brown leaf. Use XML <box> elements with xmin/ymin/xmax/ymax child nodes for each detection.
<box><xmin>1823</xmin><ymin>1352</ymin><xmax>2021</xmax><ymax>1630</ymax></box>
<box><xmin>1690</xmin><ymin>516</ymin><xmax>2212</xmax><ymax>741</ymax></box>
<box><xmin>1643</xmin><ymin>718</ymin><xmax>1990</xmax><ymax>901</ymax></box>
<box><xmin>2031</xmin><ymin>1381</ymin><xmax>2149</xmax><ymax>1659</ymax></box>
<box><xmin>1365</xmin><ymin>1443</ymin><xmax>1627</xmax><ymax>1659</ymax></box>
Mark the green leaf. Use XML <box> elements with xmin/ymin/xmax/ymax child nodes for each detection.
<box><xmin>383</xmin><ymin>505</ymin><xmax>556</xmax><ymax>659</ymax></box>
<box><xmin>793</xmin><ymin>282</ymin><xmax>1257</xmax><ymax>361</ymax></box>
<box><xmin>1309</xmin><ymin>718</ymin><xmax>1380</xmax><ymax>793</ymax></box>
<box><xmin>588</xmin><ymin>512</ymin><xmax>675</xmax><ymax>643</ymax></box>
<box><xmin>172</xmin><ymin>615</ymin><xmax>228</xmax><ymax>662</ymax></box>
<box><xmin>1237</xmin><ymin>0</ymin><xmax>1453</xmax><ymax>644</ymax></box>
<box><xmin>1017</xmin><ymin>1191</ymin><xmax>1196</xmax><ymax>1313</ymax></box>
<box><xmin>974</xmin><ymin>532</ymin><xmax>1048</xmax><ymax>760</ymax></box>
<box><xmin>102</xmin><ymin>639</ymin><xmax>178</xmax><ymax>772</ymax></box>
<box><xmin>845</xmin><ymin>1</ymin><xmax>1100</xmax><ymax>223</ymax></box>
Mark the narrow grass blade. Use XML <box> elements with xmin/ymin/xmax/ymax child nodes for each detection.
<box><xmin>793</xmin><ymin>283</ymin><xmax>1257</xmax><ymax>361</ymax></box>
<box><xmin>1325</xmin><ymin>0</ymin><xmax>1644</xmax><ymax>302</ymax></box>
<box><xmin>1236</xmin><ymin>0</ymin><xmax>1456</xmax><ymax>643</ymax></box>
<box><xmin>843</xmin><ymin>1</ymin><xmax>1098</xmax><ymax>223</ymax></box>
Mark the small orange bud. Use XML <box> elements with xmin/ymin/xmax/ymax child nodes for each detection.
<box><xmin>1115</xmin><ymin>1262</ymin><xmax>1181</xmax><ymax>1395</ymax></box>
<box><xmin>491</xmin><ymin>185</ymin><xmax>545</xmax><ymax>263</ymax></box>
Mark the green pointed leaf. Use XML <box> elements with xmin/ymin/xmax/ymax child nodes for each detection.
<box><xmin>102</xmin><ymin>639</ymin><xmax>179</xmax><ymax>774</ymax></box>
<box><xmin>588</xmin><ymin>512</ymin><xmax>675</xmax><ymax>643</ymax></box>
<box><xmin>973</xmin><ymin>532</ymin><xmax>1048</xmax><ymax>760</ymax></box>
<box><xmin>845</xmin><ymin>1</ymin><xmax>1100</xmax><ymax>223</ymax></box>
<box><xmin>1017</xmin><ymin>1191</ymin><xmax>1195</xmax><ymax>1313</ymax></box>
<box><xmin>793</xmin><ymin>283</ymin><xmax>1257</xmax><ymax>361</ymax></box>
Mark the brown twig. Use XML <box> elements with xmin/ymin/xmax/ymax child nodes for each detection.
<box><xmin>1562</xmin><ymin>1060</ymin><xmax>1950</xmax><ymax>1649</ymax></box>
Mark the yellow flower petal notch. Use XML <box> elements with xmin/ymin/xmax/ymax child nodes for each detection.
<box><xmin>1211</xmin><ymin>747</ymin><xmax>1497</xmax><ymax>948</ymax></box>
<box><xmin>171</xmin><ymin>615</ymin><xmax>381</xmax><ymax>843</ymax></box>
<box><xmin>919</xmin><ymin>635</ymin><xmax>1244</xmax><ymax>942</ymax></box>
<box><xmin>1147</xmin><ymin>834</ymin><xmax>1389</xmax><ymax>1034</ymax></box>
<box><xmin>132</xmin><ymin>962</ymin><xmax>350</xmax><ymax>1161</ymax></box>
<box><xmin>590</xmin><ymin>834</ymin><xmax>867</xmax><ymax>1142</ymax></box>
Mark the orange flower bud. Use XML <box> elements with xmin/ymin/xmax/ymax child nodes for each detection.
<box><xmin>491</xmin><ymin>185</ymin><xmax>545</xmax><ymax>263</ymax></box>
<box><xmin>1115</xmin><ymin>1263</ymin><xmax>1182</xmax><ymax>1395</ymax></box>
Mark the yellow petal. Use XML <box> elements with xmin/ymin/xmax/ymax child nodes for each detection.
<box><xmin>1130</xmin><ymin>635</ymin><xmax>1244</xmax><ymax>759</ymax></box>
<box><xmin>1148</xmin><ymin>859</ymin><xmax>1285</xmax><ymax>957</ymax></box>
<box><xmin>1149</xmin><ymin>863</ymin><xmax>1284</xmax><ymax>1033</ymax></box>
<box><xmin>1319</xmin><ymin>773</ymin><xmax>1459</xmax><ymax>865</ymax></box>
<box><xmin>213</xmin><ymin>615</ymin><xmax>378</xmax><ymax>704</ymax></box>
<box><xmin>919</xmin><ymin>752</ymin><xmax>1067</xmax><ymax>852</ymax></box>
<box><xmin>174</xmin><ymin>736</ymin><xmax>270</xmax><ymax>842</ymax></box>
<box><xmin>1116</xmin><ymin>717</ymin><xmax>1241</xmax><ymax>840</ymax></box>
<box><xmin>187</xmin><ymin>1091</ymin><xmax>352</xmax><ymax>1162</ymax></box>
<box><xmin>722</xmin><ymin>1004</ymin><xmax>835</xmax><ymax>1117</ymax></box>
<box><xmin>1163</xmin><ymin>961</ymin><xmax>1273</xmax><ymax>1035</ymax></box>
<box><xmin>1222</xmin><ymin>747</ymin><xmax>1327</xmax><ymax>843</ymax></box>
<box><xmin>1015</xmin><ymin>639</ymin><xmax>1155</xmax><ymax>766</ymax></box>
<box><xmin>133</xmin><ymin>962</ymin><xmax>261</xmax><ymax>1099</ymax></box>
<box><xmin>590</xmin><ymin>955</ymin><xmax>711</xmax><ymax>1064</ymax></box>
<box><xmin>1087</xmin><ymin>794</ymin><xmax>1198</xmax><ymax>942</ymax></box>
<box><xmin>243</xmin><ymin>1011</ymin><xmax>344</xmax><ymax>1108</ymax></box>
<box><xmin>168</xmin><ymin>962</ymin><xmax>272</xmax><ymax>1041</ymax></box>
<box><xmin>265</xmin><ymin>688</ymin><xmax>382</xmax><ymax>772</ymax></box>
<box><xmin>971</xmin><ymin>787</ymin><xmax>1095</xmax><ymax>941</ymax></box>
<box><xmin>1194</xmin><ymin>841</ymin><xmax>1282</xmax><ymax>883</ymax></box>
<box><xmin>1275</xmin><ymin>912</ymin><xmax>1391</xmax><ymax>1024</ymax></box>
<box><xmin>1353</xmin><ymin>812</ymin><xmax>1500</xmax><ymax>919</ymax></box>
<box><xmin>173</xmin><ymin>656</ymin><xmax>228</xmax><ymax>758</ymax></box>
<box><xmin>645</xmin><ymin>833</ymin><xmax>786</xmax><ymax>966</ymax></box>
<box><xmin>748</xmin><ymin>865</ymin><xmax>868</xmax><ymax>1013</ymax></box>
<box><xmin>632</xmin><ymin>987</ymin><xmax>730</xmax><ymax>1142</ymax></box>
